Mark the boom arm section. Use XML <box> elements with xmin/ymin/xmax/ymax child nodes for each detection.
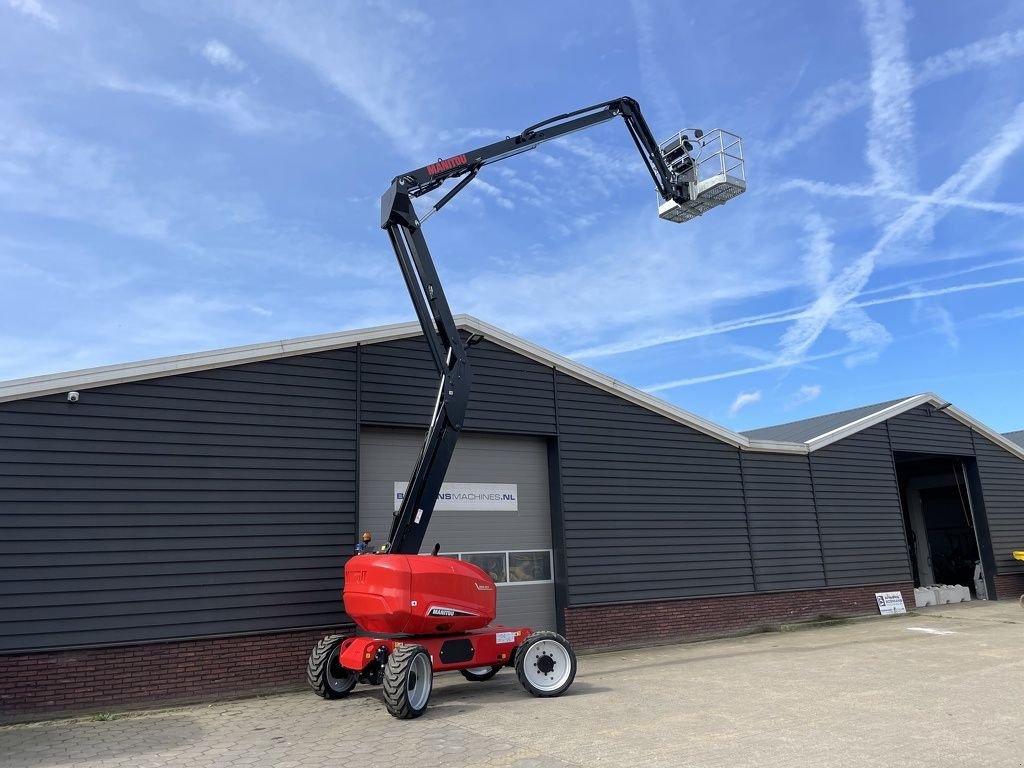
<box><xmin>381</xmin><ymin>98</ymin><xmax>724</xmax><ymax>555</ymax></box>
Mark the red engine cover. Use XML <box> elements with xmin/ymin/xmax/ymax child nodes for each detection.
<box><xmin>343</xmin><ymin>554</ymin><xmax>497</xmax><ymax>635</ymax></box>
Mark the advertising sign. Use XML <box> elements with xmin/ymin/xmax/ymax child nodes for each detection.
<box><xmin>875</xmin><ymin>591</ymin><xmax>907</xmax><ymax>616</ymax></box>
<box><xmin>394</xmin><ymin>482</ymin><xmax>518</xmax><ymax>512</ymax></box>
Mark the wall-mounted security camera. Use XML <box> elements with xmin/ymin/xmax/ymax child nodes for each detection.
<box><xmin>67</xmin><ymin>391</ymin><xmax>80</xmax><ymax>403</ymax></box>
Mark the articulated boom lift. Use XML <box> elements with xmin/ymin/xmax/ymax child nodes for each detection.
<box><xmin>307</xmin><ymin>98</ymin><xmax>746</xmax><ymax>719</ymax></box>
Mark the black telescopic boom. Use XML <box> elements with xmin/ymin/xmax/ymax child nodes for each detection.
<box><xmin>380</xmin><ymin>184</ymin><xmax>471</xmax><ymax>555</ymax></box>
<box><xmin>381</xmin><ymin>97</ymin><xmax>689</xmax><ymax>555</ymax></box>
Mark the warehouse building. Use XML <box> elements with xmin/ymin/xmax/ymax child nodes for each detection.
<box><xmin>2</xmin><ymin>315</ymin><xmax>1023</xmax><ymax>720</ymax></box>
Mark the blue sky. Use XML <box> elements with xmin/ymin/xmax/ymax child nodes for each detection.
<box><xmin>3</xmin><ymin>1</ymin><xmax>1024</xmax><ymax>433</ymax></box>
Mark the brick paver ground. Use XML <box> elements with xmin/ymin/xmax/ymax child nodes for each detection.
<box><xmin>1</xmin><ymin>600</ymin><xmax>1022</xmax><ymax>767</ymax></box>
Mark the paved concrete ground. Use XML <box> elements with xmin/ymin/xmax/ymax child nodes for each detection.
<box><xmin>2</xmin><ymin>601</ymin><xmax>1022</xmax><ymax>768</ymax></box>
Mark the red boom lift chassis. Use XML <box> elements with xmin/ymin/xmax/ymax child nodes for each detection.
<box><xmin>306</xmin><ymin>98</ymin><xmax>745</xmax><ymax>718</ymax></box>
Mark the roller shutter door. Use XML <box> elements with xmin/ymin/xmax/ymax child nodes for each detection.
<box><xmin>359</xmin><ymin>427</ymin><xmax>556</xmax><ymax>631</ymax></box>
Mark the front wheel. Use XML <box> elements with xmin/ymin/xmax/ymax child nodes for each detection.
<box><xmin>382</xmin><ymin>645</ymin><xmax>433</xmax><ymax>719</ymax></box>
<box><xmin>460</xmin><ymin>665</ymin><xmax>502</xmax><ymax>682</ymax></box>
<box><xmin>307</xmin><ymin>634</ymin><xmax>356</xmax><ymax>699</ymax></box>
<box><xmin>515</xmin><ymin>631</ymin><xmax>577</xmax><ymax>697</ymax></box>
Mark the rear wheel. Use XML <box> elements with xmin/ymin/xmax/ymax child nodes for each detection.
<box><xmin>515</xmin><ymin>631</ymin><xmax>576</xmax><ymax>698</ymax></box>
<box><xmin>459</xmin><ymin>665</ymin><xmax>502</xmax><ymax>682</ymax></box>
<box><xmin>307</xmin><ymin>634</ymin><xmax>356</xmax><ymax>699</ymax></box>
<box><xmin>382</xmin><ymin>645</ymin><xmax>433</xmax><ymax>719</ymax></box>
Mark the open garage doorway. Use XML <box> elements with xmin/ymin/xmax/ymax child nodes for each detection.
<box><xmin>893</xmin><ymin>453</ymin><xmax>995</xmax><ymax>598</ymax></box>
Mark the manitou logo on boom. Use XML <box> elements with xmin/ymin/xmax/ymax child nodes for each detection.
<box><xmin>426</xmin><ymin>154</ymin><xmax>467</xmax><ymax>176</ymax></box>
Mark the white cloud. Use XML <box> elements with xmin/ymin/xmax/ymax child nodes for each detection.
<box><xmin>775</xmin><ymin>100</ymin><xmax>1024</xmax><ymax>366</ymax></box>
<box><xmin>0</xmin><ymin>119</ymin><xmax>171</xmax><ymax>241</ymax></box>
<box><xmin>860</xmin><ymin>256</ymin><xmax>1024</xmax><ymax>295</ymax></box>
<box><xmin>978</xmin><ymin>306</ymin><xmax>1024</xmax><ymax>322</ymax></box>
<box><xmin>767</xmin><ymin>28</ymin><xmax>1024</xmax><ymax>158</ymax></box>
<box><xmin>226</xmin><ymin>2</ymin><xmax>440</xmax><ymax>155</ymax></box>
<box><xmin>729</xmin><ymin>390</ymin><xmax>762</xmax><ymax>416</ymax></box>
<box><xmin>917</xmin><ymin>28</ymin><xmax>1024</xmax><ymax>85</ymax></box>
<box><xmin>784</xmin><ymin>211</ymin><xmax>894</xmax><ymax>367</ymax></box>
<box><xmin>645</xmin><ymin>348</ymin><xmax>852</xmax><ymax>392</ymax></box>
<box><xmin>7</xmin><ymin>0</ymin><xmax>57</xmax><ymax>29</ymax></box>
<box><xmin>801</xmin><ymin>213</ymin><xmax>834</xmax><ymax>291</ymax></box>
<box><xmin>766</xmin><ymin>1</ymin><xmax>920</xmax><ymax>370</ymax></box>
<box><xmin>202</xmin><ymin>39</ymin><xmax>246</xmax><ymax>72</ymax></box>
<box><xmin>632</xmin><ymin>276</ymin><xmax>1001</xmax><ymax>376</ymax></box>
<box><xmin>0</xmin><ymin>287</ymin><xmax>291</xmax><ymax>381</ymax></box>
<box><xmin>912</xmin><ymin>300</ymin><xmax>959</xmax><ymax>351</ymax></box>
<box><xmin>454</xmin><ymin>206</ymin><xmax>797</xmax><ymax>343</ymax></box>
<box><xmin>780</xmin><ymin>179</ymin><xmax>1024</xmax><ymax>217</ymax></box>
<box><xmin>787</xmin><ymin>384</ymin><xmax>822</xmax><ymax>409</ymax></box>
<box><xmin>570</xmin><ymin>273</ymin><xmax>1024</xmax><ymax>361</ymax></box>
<box><xmin>796</xmin><ymin>215</ymin><xmax>892</xmax><ymax>365</ymax></box>
<box><xmin>474</xmin><ymin>179</ymin><xmax>515</xmax><ymax>211</ymax></box>
<box><xmin>99</xmin><ymin>75</ymin><xmax>291</xmax><ymax>135</ymax></box>
<box><xmin>830</xmin><ymin>306</ymin><xmax>893</xmax><ymax>367</ymax></box>
<box><xmin>855</xmin><ymin>276</ymin><xmax>1024</xmax><ymax>310</ymax></box>
<box><xmin>861</xmin><ymin>0</ymin><xmax>915</xmax><ymax>191</ymax></box>
<box><xmin>118</xmin><ymin>293</ymin><xmax>274</xmax><ymax>348</ymax></box>
<box><xmin>571</xmin><ymin>305</ymin><xmax>811</xmax><ymax>359</ymax></box>
<box><xmin>630</xmin><ymin>0</ymin><xmax>683</xmax><ymax>132</ymax></box>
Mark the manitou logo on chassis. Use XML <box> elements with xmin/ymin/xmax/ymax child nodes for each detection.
<box><xmin>426</xmin><ymin>154</ymin><xmax>467</xmax><ymax>176</ymax></box>
<box><xmin>428</xmin><ymin>607</ymin><xmax>473</xmax><ymax>617</ymax></box>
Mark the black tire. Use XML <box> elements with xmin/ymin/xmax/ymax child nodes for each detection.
<box><xmin>306</xmin><ymin>634</ymin><xmax>356</xmax><ymax>699</ymax></box>
<box><xmin>515</xmin><ymin>631</ymin><xmax>576</xmax><ymax>698</ymax></box>
<box><xmin>459</xmin><ymin>665</ymin><xmax>502</xmax><ymax>682</ymax></box>
<box><xmin>382</xmin><ymin>644</ymin><xmax>433</xmax><ymax>719</ymax></box>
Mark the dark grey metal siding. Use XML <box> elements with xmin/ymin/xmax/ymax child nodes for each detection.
<box><xmin>9</xmin><ymin>323</ymin><xmax>1024</xmax><ymax>654</ymax></box>
<box><xmin>359</xmin><ymin>337</ymin><xmax>556</xmax><ymax>434</ymax></box>
<box><xmin>555</xmin><ymin>373</ymin><xmax>752</xmax><ymax>604</ymax></box>
<box><xmin>0</xmin><ymin>352</ymin><xmax>358</xmax><ymax>652</ymax></box>
<box><xmin>887</xmin><ymin>406</ymin><xmax>974</xmax><ymax>455</ymax></box>
<box><xmin>973</xmin><ymin>437</ymin><xmax>1024</xmax><ymax>575</ymax></box>
<box><xmin>0</xmin><ymin>334</ymin><xmax>564</xmax><ymax>654</ymax></box>
<box><xmin>742</xmin><ymin>453</ymin><xmax>825</xmax><ymax>591</ymax></box>
<box><xmin>358</xmin><ymin>337</ymin><xmax>435</xmax><ymax>427</ymax></box>
<box><xmin>809</xmin><ymin>424</ymin><xmax>911</xmax><ymax>586</ymax></box>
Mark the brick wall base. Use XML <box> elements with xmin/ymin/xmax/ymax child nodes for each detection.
<box><xmin>993</xmin><ymin>572</ymin><xmax>1024</xmax><ymax>601</ymax></box>
<box><xmin>565</xmin><ymin>582</ymin><xmax>915</xmax><ymax>651</ymax></box>
<box><xmin>9</xmin><ymin>577</ymin><xmax>999</xmax><ymax>722</ymax></box>
<box><xmin>0</xmin><ymin>626</ymin><xmax>347</xmax><ymax>724</ymax></box>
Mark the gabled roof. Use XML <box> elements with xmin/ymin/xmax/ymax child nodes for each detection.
<box><xmin>1005</xmin><ymin>430</ymin><xmax>1024</xmax><ymax>448</ymax></box>
<box><xmin>0</xmin><ymin>315</ymin><xmax>771</xmax><ymax>451</ymax></box>
<box><xmin>745</xmin><ymin>393</ymin><xmax>1024</xmax><ymax>462</ymax></box>
<box><xmin>742</xmin><ymin>398</ymin><xmax>906</xmax><ymax>443</ymax></box>
<box><xmin>2</xmin><ymin>317</ymin><xmax>1022</xmax><ymax>462</ymax></box>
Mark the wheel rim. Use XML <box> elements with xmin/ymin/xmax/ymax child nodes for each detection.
<box><xmin>523</xmin><ymin>639</ymin><xmax>572</xmax><ymax>692</ymax></box>
<box><xmin>326</xmin><ymin>653</ymin><xmax>355</xmax><ymax>694</ymax></box>
<box><xmin>465</xmin><ymin>666</ymin><xmax>492</xmax><ymax>675</ymax></box>
<box><xmin>407</xmin><ymin>653</ymin><xmax>432</xmax><ymax>710</ymax></box>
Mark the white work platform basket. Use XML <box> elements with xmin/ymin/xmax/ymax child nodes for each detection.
<box><xmin>657</xmin><ymin>128</ymin><xmax>746</xmax><ymax>223</ymax></box>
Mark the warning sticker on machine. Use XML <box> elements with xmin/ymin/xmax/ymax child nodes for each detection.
<box><xmin>495</xmin><ymin>632</ymin><xmax>517</xmax><ymax>644</ymax></box>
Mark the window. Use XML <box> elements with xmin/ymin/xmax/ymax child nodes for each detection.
<box><xmin>440</xmin><ymin>550</ymin><xmax>553</xmax><ymax>586</ymax></box>
<box><xmin>460</xmin><ymin>552</ymin><xmax>507</xmax><ymax>584</ymax></box>
<box><xmin>508</xmin><ymin>551</ymin><xmax>552</xmax><ymax>583</ymax></box>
